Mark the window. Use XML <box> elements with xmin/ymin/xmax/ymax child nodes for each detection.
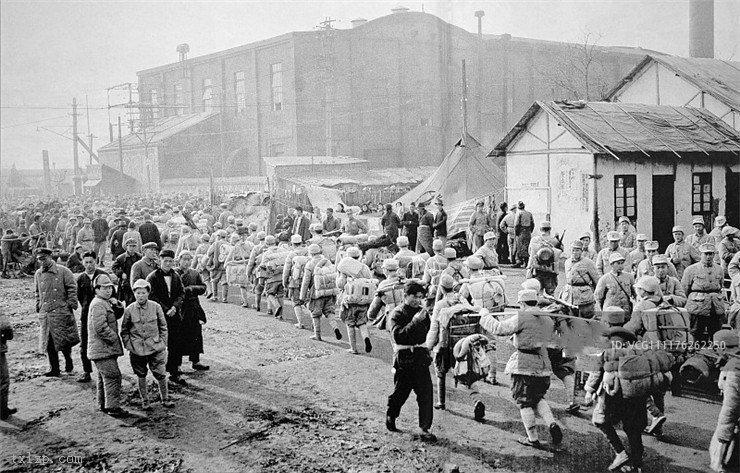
<box><xmin>202</xmin><ymin>78</ymin><xmax>213</xmax><ymax>112</ymax></box>
<box><xmin>614</xmin><ymin>175</ymin><xmax>637</xmax><ymax>221</ymax></box>
<box><xmin>149</xmin><ymin>89</ymin><xmax>159</xmax><ymax>119</ymax></box>
<box><xmin>174</xmin><ymin>83</ymin><xmax>184</xmax><ymax>116</ymax></box>
<box><xmin>270</xmin><ymin>143</ymin><xmax>285</xmax><ymax>157</ymax></box>
<box><xmin>234</xmin><ymin>71</ymin><xmax>246</xmax><ymax>116</ymax></box>
<box><xmin>270</xmin><ymin>63</ymin><xmax>283</xmax><ymax>111</ymax></box>
<box><xmin>692</xmin><ymin>173</ymin><xmax>712</xmax><ymax>215</ymax></box>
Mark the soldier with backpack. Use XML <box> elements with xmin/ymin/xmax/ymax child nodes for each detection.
<box><xmin>422</xmin><ymin>239</ymin><xmax>449</xmax><ymax>309</ymax></box>
<box><xmin>300</xmin><ymin>244</ymin><xmax>342</xmax><ymax>341</ymax></box>
<box><xmin>246</xmin><ymin>232</ymin><xmax>267</xmax><ymax>310</ymax></box>
<box><xmin>260</xmin><ymin>235</ymin><xmax>287</xmax><ymax>319</ymax></box>
<box><xmin>336</xmin><ymin>246</ymin><xmax>375</xmax><ymax>354</ymax></box>
<box><xmin>283</xmin><ymin>235</ymin><xmax>310</xmax><ymax>329</ymax></box>
<box><xmin>206</xmin><ymin>230</ymin><xmax>228</xmax><ymax>303</ymax></box>
<box><xmin>368</xmin><ymin>259</ymin><xmax>407</xmax><ymax>329</ymax></box>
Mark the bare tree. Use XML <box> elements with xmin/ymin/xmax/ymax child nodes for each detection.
<box><xmin>538</xmin><ymin>31</ymin><xmax>613</xmax><ymax>101</ymax></box>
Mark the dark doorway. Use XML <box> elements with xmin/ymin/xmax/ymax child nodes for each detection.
<box><xmin>726</xmin><ymin>170</ymin><xmax>739</xmax><ymax>227</ymax></box>
<box><xmin>653</xmin><ymin>175</ymin><xmax>675</xmax><ymax>251</ymax></box>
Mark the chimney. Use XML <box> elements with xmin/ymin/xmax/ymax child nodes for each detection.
<box><xmin>351</xmin><ymin>18</ymin><xmax>367</xmax><ymax>28</ymax></box>
<box><xmin>474</xmin><ymin>10</ymin><xmax>485</xmax><ymax>38</ymax></box>
<box><xmin>689</xmin><ymin>0</ymin><xmax>714</xmax><ymax>58</ymax></box>
<box><xmin>42</xmin><ymin>150</ymin><xmax>51</xmax><ymax>195</ymax></box>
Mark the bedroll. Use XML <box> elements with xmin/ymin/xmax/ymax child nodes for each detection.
<box><xmin>313</xmin><ymin>264</ymin><xmax>338</xmax><ymax>297</ymax></box>
<box><xmin>344</xmin><ymin>278</ymin><xmax>377</xmax><ymax>305</ymax></box>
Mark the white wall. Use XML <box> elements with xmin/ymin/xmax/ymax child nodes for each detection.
<box><xmin>614</xmin><ymin>61</ymin><xmax>740</xmax><ymax>133</ymax></box>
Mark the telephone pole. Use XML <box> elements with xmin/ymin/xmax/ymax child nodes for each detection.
<box><xmin>461</xmin><ymin>60</ymin><xmax>469</xmax><ymax>142</ymax></box>
<box><xmin>117</xmin><ymin>116</ymin><xmax>124</xmax><ymax>174</ymax></box>
<box><xmin>72</xmin><ymin>97</ymin><xmax>82</xmax><ymax>195</ymax></box>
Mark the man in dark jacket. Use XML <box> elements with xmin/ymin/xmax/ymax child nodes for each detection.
<box><xmin>1</xmin><ymin>309</ymin><xmax>16</xmax><ymax>419</ymax></box>
<box><xmin>108</xmin><ymin>219</ymin><xmax>128</xmax><ymax>260</ymax></box>
<box><xmin>75</xmin><ymin>251</ymin><xmax>110</xmax><ymax>382</ymax></box>
<box><xmin>91</xmin><ymin>211</ymin><xmax>109</xmax><ymax>266</ymax></box>
<box><xmin>381</xmin><ymin>204</ymin><xmax>402</xmax><ymax>243</ymax></box>
<box><xmin>496</xmin><ymin>202</ymin><xmax>510</xmax><ymax>264</ymax></box>
<box><xmin>138</xmin><ymin>214</ymin><xmax>162</xmax><ymax>249</ymax></box>
<box><xmin>386</xmin><ymin>280</ymin><xmax>435</xmax><ymax>441</ymax></box>
<box><xmin>433</xmin><ymin>200</ymin><xmax>448</xmax><ymax>246</ymax></box>
<box><xmin>146</xmin><ymin>249</ymin><xmax>185</xmax><ymax>383</ymax></box>
<box><xmin>401</xmin><ymin>203</ymin><xmax>419</xmax><ymax>251</ymax></box>
<box><xmin>175</xmin><ymin>251</ymin><xmax>209</xmax><ymax>371</ymax></box>
<box><xmin>66</xmin><ymin>244</ymin><xmax>85</xmax><ymax>274</ymax></box>
<box><xmin>291</xmin><ymin>206</ymin><xmax>312</xmax><ymax>244</ymax></box>
<box><xmin>111</xmin><ymin>238</ymin><xmax>142</xmax><ymax>306</ymax></box>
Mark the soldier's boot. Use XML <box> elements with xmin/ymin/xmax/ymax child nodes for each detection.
<box><xmin>138</xmin><ymin>377</ymin><xmax>151</xmax><ymax>411</ymax></box>
<box><xmin>346</xmin><ymin>327</ymin><xmax>358</xmax><ymax>354</ymax></box>
<box><xmin>255</xmin><ymin>293</ymin><xmax>263</xmax><ymax>312</ymax></box>
<box><xmin>359</xmin><ymin>324</ymin><xmax>372</xmax><ymax>353</ymax></box>
<box><xmin>310</xmin><ymin>316</ymin><xmax>322</xmax><ymax>341</ymax></box>
<box><xmin>221</xmin><ymin>285</ymin><xmax>229</xmax><ymax>303</ymax></box>
<box><xmin>210</xmin><ymin>283</ymin><xmax>219</xmax><ymax>303</ymax></box>
<box><xmin>158</xmin><ymin>377</ymin><xmax>174</xmax><ymax>407</ymax></box>
<box><xmin>434</xmin><ymin>376</ymin><xmax>446</xmax><ymax>410</ymax></box>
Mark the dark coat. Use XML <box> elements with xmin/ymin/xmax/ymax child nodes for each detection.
<box><xmin>292</xmin><ymin>215</ymin><xmax>312</xmax><ymax>244</ymax></box>
<box><xmin>111</xmin><ymin>251</ymin><xmax>142</xmax><ymax>305</ymax></box>
<box><xmin>176</xmin><ymin>267</ymin><xmax>207</xmax><ymax>355</ymax></box>
<box><xmin>146</xmin><ymin>268</ymin><xmax>186</xmax><ymax>354</ymax></box>
<box><xmin>109</xmin><ymin>227</ymin><xmax>127</xmax><ymax>258</ymax></box>
<box><xmin>66</xmin><ymin>252</ymin><xmax>84</xmax><ymax>273</ymax></box>
<box><xmin>138</xmin><ymin>222</ymin><xmax>162</xmax><ymax>248</ymax></box>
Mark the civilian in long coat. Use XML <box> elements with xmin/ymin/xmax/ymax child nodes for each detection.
<box><xmin>111</xmin><ymin>239</ymin><xmax>142</xmax><ymax>306</ymax></box>
<box><xmin>146</xmin><ymin>249</ymin><xmax>185</xmax><ymax>383</ymax></box>
<box><xmin>175</xmin><ymin>251</ymin><xmax>209</xmax><ymax>371</ymax></box>
<box><xmin>76</xmin><ymin>252</ymin><xmax>109</xmax><ymax>381</ymax></box>
<box><xmin>35</xmin><ymin>248</ymin><xmax>79</xmax><ymax>376</ymax></box>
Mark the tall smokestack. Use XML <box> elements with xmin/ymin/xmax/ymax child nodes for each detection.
<box><xmin>689</xmin><ymin>0</ymin><xmax>714</xmax><ymax>58</ymax></box>
<box><xmin>42</xmin><ymin>150</ymin><xmax>51</xmax><ymax>195</ymax></box>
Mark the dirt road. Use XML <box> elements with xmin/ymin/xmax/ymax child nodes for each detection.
<box><xmin>0</xmin><ymin>268</ymin><xmax>720</xmax><ymax>472</ymax></box>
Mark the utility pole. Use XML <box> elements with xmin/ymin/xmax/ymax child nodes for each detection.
<box><xmin>461</xmin><ymin>60</ymin><xmax>469</xmax><ymax>143</ymax></box>
<box><xmin>117</xmin><ymin>116</ymin><xmax>124</xmax><ymax>174</ymax></box>
<box><xmin>475</xmin><ymin>10</ymin><xmax>485</xmax><ymax>137</ymax></box>
<box><xmin>72</xmin><ymin>97</ymin><xmax>82</xmax><ymax>196</ymax></box>
<box><xmin>219</xmin><ymin>90</ymin><xmax>226</xmax><ymax>180</ymax></box>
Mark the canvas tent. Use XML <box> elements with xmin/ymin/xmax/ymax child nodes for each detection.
<box><xmin>394</xmin><ymin>133</ymin><xmax>504</xmax><ymax>235</ymax></box>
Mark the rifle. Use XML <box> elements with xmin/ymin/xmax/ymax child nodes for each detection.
<box><xmin>554</xmin><ymin>230</ymin><xmax>566</xmax><ymax>251</ymax></box>
<box><xmin>542</xmin><ymin>293</ymin><xmax>578</xmax><ymax>312</ymax></box>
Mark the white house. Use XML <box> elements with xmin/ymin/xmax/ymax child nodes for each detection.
<box><xmin>606</xmin><ymin>55</ymin><xmax>740</xmax><ymax>226</ymax></box>
<box><xmin>492</xmin><ymin>100</ymin><xmax>740</xmax><ymax>250</ymax></box>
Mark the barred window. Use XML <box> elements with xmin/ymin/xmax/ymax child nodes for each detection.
<box><xmin>614</xmin><ymin>175</ymin><xmax>636</xmax><ymax>221</ymax></box>
<box><xmin>692</xmin><ymin>173</ymin><xmax>712</xmax><ymax>214</ymax></box>
<box><xmin>270</xmin><ymin>63</ymin><xmax>283</xmax><ymax>111</ymax></box>
<box><xmin>234</xmin><ymin>71</ymin><xmax>246</xmax><ymax>115</ymax></box>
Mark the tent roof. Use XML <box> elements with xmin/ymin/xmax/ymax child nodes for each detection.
<box><xmin>99</xmin><ymin>112</ymin><xmax>219</xmax><ymax>151</ymax></box>
<box><xmin>395</xmin><ymin>133</ymin><xmax>503</xmax><ymax>207</ymax></box>
<box><xmin>493</xmin><ymin>101</ymin><xmax>740</xmax><ymax>159</ymax></box>
<box><xmin>287</xmin><ymin>167</ymin><xmax>435</xmax><ymax>188</ymax></box>
<box><xmin>606</xmin><ymin>54</ymin><xmax>740</xmax><ymax>111</ymax></box>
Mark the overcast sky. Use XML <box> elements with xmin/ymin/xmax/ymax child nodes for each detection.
<box><xmin>1</xmin><ymin>0</ymin><xmax>738</xmax><ymax>170</ymax></box>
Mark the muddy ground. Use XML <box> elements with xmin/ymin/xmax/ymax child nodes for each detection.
<box><xmin>0</xmin><ymin>266</ymin><xmax>722</xmax><ymax>472</ymax></box>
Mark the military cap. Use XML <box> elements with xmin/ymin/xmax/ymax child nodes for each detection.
<box><xmin>74</xmin><ymin>243</ymin><xmax>83</xmax><ymax>250</ymax></box>
<box><xmin>217</xmin><ymin>229</ymin><xmax>227</xmax><ymax>237</ymax></box>
<box><xmin>35</xmin><ymin>247</ymin><xmax>52</xmax><ymax>256</ymax></box>
<box><xmin>444</xmin><ymin>248</ymin><xmax>457</xmax><ymax>259</ymax></box>
<box><xmin>397</xmin><ymin>236</ymin><xmax>409</xmax><ymax>247</ymax></box>
<box><xmin>82</xmin><ymin>218</ymin><xmax>91</xmax><ymax>224</ymax></box>
<box><xmin>521</xmin><ymin>278</ymin><xmax>541</xmax><ymax>291</ymax></box>
<box><xmin>256</xmin><ymin>231</ymin><xmax>266</xmax><ymax>241</ymax></box>
<box><xmin>636</xmin><ymin>234</ymin><xmax>647</xmax><ymax>241</ymax></box>
<box><xmin>368</xmin><ymin>235</ymin><xmax>378</xmax><ymax>242</ymax></box>
<box><xmin>291</xmin><ymin>235</ymin><xmax>303</xmax><ymax>244</ymax></box>
<box><xmin>178</xmin><ymin>250</ymin><xmax>193</xmax><ymax>258</ymax></box>
<box><xmin>671</xmin><ymin>225</ymin><xmax>685</xmax><ymax>234</ymax></box>
<box><xmin>124</xmin><ymin>238</ymin><xmax>137</xmax><ymax>246</ymax></box>
<box><xmin>634</xmin><ymin>276</ymin><xmax>660</xmax><ymax>294</ymax></box>
<box><xmin>93</xmin><ymin>274</ymin><xmax>114</xmax><ymax>288</ymax></box>
<box><xmin>484</xmin><ymin>231</ymin><xmax>496</xmax><ymax>241</ymax></box>
<box><xmin>382</xmin><ymin>258</ymin><xmax>399</xmax><ymax>270</ymax></box>
<box><xmin>249</xmin><ymin>222</ymin><xmax>258</xmax><ymax>231</ymax></box>
<box><xmin>132</xmin><ymin>279</ymin><xmax>151</xmax><ymax>291</ymax></box>
<box><xmin>173</xmin><ymin>207</ymin><xmax>181</xmax><ymax>213</ymax></box>
<box><xmin>579</xmin><ymin>232</ymin><xmax>591</xmax><ymax>240</ymax></box>
<box><xmin>608</xmin><ymin>253</ymin><xmax>625</xmax><ymax>264</ymax></box>
<box><xmin>605</xmin><ymin>326</ymin><xmax>637</xmax><ymax>343</ymax></box>
<box><xmin>265</xmin><ymin>235</ymin><xmax>277</xmax><ymax>245</ymax></box>
<box><xmin>618</xmin><ymin>216</ymin><xmax>630</xmax><ymax>224</ymax></box>
<box><xmin>715</xmin><ymin>216</ymin><xmax>727</xmax><ymax>227</ymax></box>
<box><xmin>645</xmin><ymin>240</ymin><xmax>659</xmax><ymax>251</ymax></box>
<box><xmin>229</xmin><ymin>233</ymin><xmax>241</xmax><ymax>243</ymax></box>
<box><xmin>517</xmin><ymin>289</ymin><xmax>538</xmax><ymax>303</ymax></box>
<box><xmin>432</xmin><ymin>239</ymin><xmax>444</xmax><ymax>251</ymax></box>
<box><xmin>570</xmin><ymin>240</ymin><xmax>584</xmax><ymax>250</ymax></box>
<box><xmin>201</xmin><ymin>233</ymin><xmax>211</xmax><ymax>242</ymax></box>
<box><xmin>692</xmin><ymin>216</ymin><xmax>705</xmax><ymax>226</ymax></box>
<box><xmin>699</xmin><ymin>242</ymin><xmax>716</xmax><ymax>253</ymax></box>
<box><xmin>220</xmin><ymin>203</ymin><xmax>228</xmax><ymax>208</ymax></box>
<box><xmin>607</xmin><ymin>231</ymin><xmax>621</xmax><ymax>241</ymax></box>
<box><xmin>713</xmin><ymin>329</ymin><xmax>740</xmax><ymax>348</ymax></box>
<box><xmin>721</xmin><ymin>226</ymin><xmax>739</xmax><ymax>238</ymax></box>
<box><xmin>651</xmin><ymin>254</ymin><xmax>670</xmax><ymax>265</ymax></box>
<box><xmin>439</xmin><ymin>274</ymin><xmax>455</xmax><ymax>290</ymax></box>
<box><xmin>142</xmin><ymin>242</ymin><xmax>158</xmax><ymax>250</ymax></box>
<box><xmin>308</xmin><ymin>244</ymin><xmax>322</xmax><ymax>255</ymax></box>
<box><xmin>214</xmin><ymin>222</ymin><xmax>223</xmax><ymax>229</ymax></box>
<box><xmin>541</xmin><ymin>221</ymin><xmax>552</xmax><ymax>229</ymax></box>
<box><xmin>227</xmin><ymin>215</ymin><xmax>236</xmax><ymax>223</ymax></box>
<box><xmin>347</xmin><ymin>247</ymin><xmax>362</xmax><ymax>258</ymax></box>
<box><xmin>159</xmin><ymin>249</ymin><xmax>175</xmax><ymax>259</ymax></box>
<box><xmin>181</xmin><ymin>225</ymin><xmax>191</xmax><ymax>233</ymax></box>
<box><xmin>465</xmin><ymin>255</ymin><xmax>483</xmax><ymax>270</ymax></box>
<box><xmin>235</xmin><ymin>218</ymin><xmax>244</xmax><ymax>226</ymax></box>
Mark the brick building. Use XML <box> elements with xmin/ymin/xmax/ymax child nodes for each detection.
<box><xmin>102</xmin><ymin>8</ymin><xmax>653</xmax><ymax>191</ymax></box>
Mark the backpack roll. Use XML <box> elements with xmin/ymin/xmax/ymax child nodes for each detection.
<box><xmin>344</xmin><ymin>278</ymin><xmax>377</xmax><ymax>305</ymax></box>
<box><xmin>313</xmin><ymin>262</ymin><xmax>338</xmax><ymax>297</ymax></box>
<box><xmin>289</xmin><ymin>255</ymin><xmax>309</xmax><ymax>287</ymax></box>
<box><xmin>618</xmin><ymin>352</ymin><xmax>657</xmax><ymax>399</ymax></box>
